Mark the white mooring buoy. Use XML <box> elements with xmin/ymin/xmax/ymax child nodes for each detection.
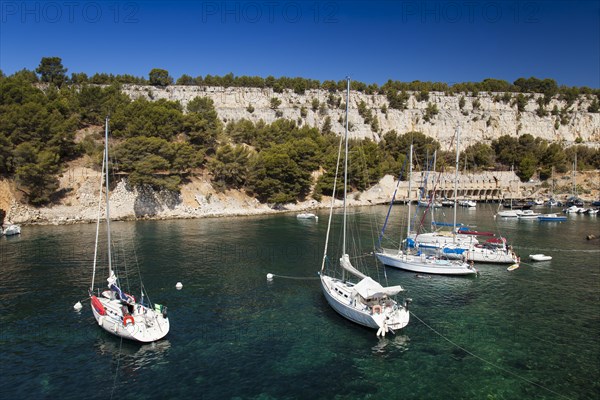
<box><xmin>73</xmin><ymin>301</ymin><xmax>83</xmax><ymax>311</ymax></box>
<box><xmin>266</xmin><ymin>273</ymin><xmax>274</xmax><ymax>281</ymax></box>
<box><xmin>175</xmin><ymin>282</ymin><xmax>183</xmax><ymax>290</ymax></box>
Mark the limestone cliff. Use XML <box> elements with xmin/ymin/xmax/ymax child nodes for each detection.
<box><xmin>121</xmin><ymin>85</ymin><xmax>600</xmax><ymax>148</ymax></box>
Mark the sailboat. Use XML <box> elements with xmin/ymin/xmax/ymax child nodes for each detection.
<box><xmin>89</xmin><ymin>117</ymin><xmax>170</xmax><ymax>342</ymax></box>
<box><xmin>319</xmin><ymin>78</ymin><xmax>410</xmax><ymax>337</ymax></box>
<box><xmin>375</xmin><ymin>129</ymin><xmax>477</xmax><ymax>276</ymax></box>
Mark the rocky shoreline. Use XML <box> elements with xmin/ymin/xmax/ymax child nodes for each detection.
<box><xmin>2</xmin><ymin>169</ymin><xmax>598</xmax><ymax>227</ymax></box>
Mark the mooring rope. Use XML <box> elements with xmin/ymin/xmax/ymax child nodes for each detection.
<box><xmin>267</xmin><ymin>274</ymin><xmax>320</xmax><ymax>280</ymax></box>
<box><xmin>109</xmin><ymin>336</ymin><xmax>124</xmax><ymax>400</ymax></box>
<box><xmin>409</xmin><ymin>311</ymin><xmax>572</xmax><ymax>400</ymax></box>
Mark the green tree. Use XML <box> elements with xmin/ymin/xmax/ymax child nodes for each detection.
<box><xmin>247</xmin><ymin>146</ymin><xmax>310</xmax><ymax>203</ymax></box>
<box><xmin>149</xmin><ymin>68</ymin><xmax>173</xmax><ymax>86</ymax></box>
<box><xmin>176</xmin><ymin>74</ymin><xmax>195</xmax><ymax>85</ymax></box>
<box><xmin>209</xmin><ymin>144</ymin><xmax>253</xmax><ymax>189</ymax></box>
<box><xmin>36</xmin><ymin>57</ymin><xmax>67</xmax><ymax>87</ymax></box>
<box><xmin>461</xmin><ymin>143</ymin><xmax>495</xmax><ymax>170</ymax></box>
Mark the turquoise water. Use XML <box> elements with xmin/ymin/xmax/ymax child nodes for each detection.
<box><xmin>0</xmin><ymin>205</ymin><xmax>598</xmax><ymax>399</ymax></box>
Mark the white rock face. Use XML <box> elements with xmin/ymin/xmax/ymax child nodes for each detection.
<box><xmin>121</xmin><ymin>85</ymin><xmax>600</xmax><ymax>148</ymax></box>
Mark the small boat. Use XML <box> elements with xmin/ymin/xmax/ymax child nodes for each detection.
<box><xmin>3</xmin><ymin>224</ymin><xmax>21</xmax><ymax>236</ymax></box>
<box><xmin>496</xmin><ymin>210</ymin><xmax>519</xmax><ymax>218</ymax></box>
<box><xmin>418</xmin><ymin>200</ymin><xmax>442</xmax><ymax>208</ymax></box>
<box><xmin>564</xmin><ymin>205</ymin><xmax>584</xmax><ymax>214</ymax></box>
<box><xmin>587</xmin><ymin>208</ymin><xmax>599</xmax><ymax>215</ymax></box>
<box><xmin>507</xmin><ymin>263</ymin><xmax>520</xmax><ymax>271</ymax></box>
<box><xmin>441</xmin><ymin>199</ymin><xmax>454</xmax><ymax>207</ymax></box>
<box><xmin>517</xmin><ymin>210</ymin><xmax>540</xmax><ymax>219</ymax></box>
<box><xmin>529</xmin><ymin>254</ymin><xmax>552</xmax><ymax>261</ymax></box>
<box><xmin>458</xmin><ymin>200</ymin><xmax>476</xmax><ymax>208</ymax></box>
<box><xmin>297</xmin><ymin>213</ymin><xmax>318</xmax><ymax>220</ymax></box>
<box><xmin>537</xmin><ymin>213</ymin><xmax>567</xmax><ymax>222</ymax></box>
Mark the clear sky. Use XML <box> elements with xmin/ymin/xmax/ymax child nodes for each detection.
<box><xmin>1</xmin><ymin>0</ymin><xmax>598</xmax><ymax>87</ymax></box>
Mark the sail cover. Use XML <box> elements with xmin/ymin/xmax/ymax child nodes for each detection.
<box><xmin>353</xmin><ymin>276</ymin><xmax>404</xmax><ymax>299</ymax></box>
<box><xmin>340</xmin><ymin>254</ymin><xmax>368</xmax><ymax>280</ymax></box>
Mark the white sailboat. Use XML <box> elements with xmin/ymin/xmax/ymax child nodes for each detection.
<box><xmin>89</xmin><ymin>117</ymin><xmax>170</xmax><ymax>343</ymax></box>
<box><xmin>319</xmin><ymin>78</ymin><xmax>410</xmax><ymax>337</ymax></box>
<box><xmin>375</xmin><ymin>130</ymin><xmax>477</xmax><ymax>276</ymax></box>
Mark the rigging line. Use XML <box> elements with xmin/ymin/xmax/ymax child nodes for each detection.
<box><xmin>378</xmin><ymin>154</ymin><xmax>408</xmax><ymax>248</ymax></box>
<box><xmin>320</xmin><ymin>108</ymin><xmax>345</xmax><ymax>274</ymax></box>
<box><xmin>92</xmin><ymin>149</ymin><xmax>106</xmax><ymax>292</ymax></box>
<box><xmin>410</xmin><ymin>311</ymin><xmax>573</xmax><ymax>400</ymax></box>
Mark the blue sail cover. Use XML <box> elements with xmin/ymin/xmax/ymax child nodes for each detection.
<box><xmin>432</xmin><ymin>221</ymin><xmax>464</xmax><ymax>227</ymax></box>
<box><xmin>110</xmin><ymin>284</ymin><xmax>133</xmax><ymax>303</ymax></box>
<box><xmin>442</xmin><ymin>247</ymin><xmax>466</xmax><ymax>255</ymax></box>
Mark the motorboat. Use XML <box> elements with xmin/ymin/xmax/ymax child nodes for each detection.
<box><xmin>517</xmin><ymin>210</ymin><xmax>540</xmax><ymax>219</ymax></box>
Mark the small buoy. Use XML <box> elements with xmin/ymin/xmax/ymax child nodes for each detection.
<box><xmin>73</xmin><ymin>301</ymin><xmax>82</xmax><ymax>311</ymax></box>
<box><xmin>266</xmin><ymin>273</ymin><xmax>274</xmax><ymax>281</ymax></box>
<box><xmin>175</xmin><ymin>282</ymin><xmax>183</xmax><ymax>290</ymax></box>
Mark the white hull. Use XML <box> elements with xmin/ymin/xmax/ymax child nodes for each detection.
<box><xmin>91</xmin><ymin>296</ymin><xmax>169</xmax><ymax>342</ymax></box>
<box><xmin>320</xmin><ymin>275</ymin><xmax>409</xmax><ymax>331</ymax></box>
<box><xmin>530</xmin><ymin>254</ymin><xmax>552</xmax><ymax>261</ymax></box>
<box><xmin>297</xmin><ymin>213</ymin><xmax>318</xmax><ymax>220</ymax></box>
<box><xmin>376</xmin><ymin>249</ymin><xmax>477</xmax><ymax>275</ymax></box>
<box><xmin>496</xmin><ymin>211</ymin><xmax>519</xmax><ymax>218</ymax></box>
<box><xmin>517</xmin><ymin>210</ymin><xmax>540</xmax><ymax>219</ymax></box>
<box><xmin>3</xmin><ymin>224</ymin><xmax>21</xmax><ymax>236</ymax></box>
<box><xmin>442</xmin><ymin>242</ymin><xmax>518</xmax><ymax>264</ymax></box>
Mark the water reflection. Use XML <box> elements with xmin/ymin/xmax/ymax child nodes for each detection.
<box><xmin>371</xmin><ymin>334</ymin><xmax>410</xmax><ymax>355</ymax></box>
<box><xmin>94</xmin><ymin>337</ymin><xmax>171</xmax><ymax>372</ymax></box>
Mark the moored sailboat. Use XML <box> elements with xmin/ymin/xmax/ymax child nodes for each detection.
<box><xmin>375</xmin><ymin>128</ymin><xmax>476</xmax><ymax>276</ymax></box>
<box><xmin>319</xmin><ymin>78</ymin><xmax>410</xmax><ymax>336</ymax></box>
<box><xmin>89</xmin><ymin>117</ymin><xmax>170</xmax><ymax>343</ymax></box>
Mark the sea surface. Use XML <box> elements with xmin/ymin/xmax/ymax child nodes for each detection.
<box><xmin>0</xmin><ymin>204</ymin><xmax>598</xmax><ymax>400</ymax></box>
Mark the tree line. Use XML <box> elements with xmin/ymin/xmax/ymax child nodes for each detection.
<box><xmin>7</xmin><ymin>57</ymin><xmax>599</xmax><ymax>98</ymax></box>
<box><xmin>1</xmin><ymin>57</ymin><xmax>599</xmax><ymax>206</ymax></box>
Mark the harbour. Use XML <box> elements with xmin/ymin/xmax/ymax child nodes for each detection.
<box><xmin>1</xmin><ymin>204</ymin><xmax>598</xmax><ymax>399</ymax></box>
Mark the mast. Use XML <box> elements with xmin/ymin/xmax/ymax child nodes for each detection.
<box><xmin>407</xmin><ymin>144</ymin><xmax>413</xmax><ymax>239</ymax></box>
<box><xmin>573</xmin><ymin>153</ymin><xmax>577</xmax><ymax>197</ymax></box>
<box><xmin>452</xmin><ymin>127</ymin><xmax>460</xmax><ymax>242</ymax></box>
<box><xmin>342</xmin><ymin>77</ymin><xmax>350</xmax><ymax>256</ymax></box>
<box><xmin>91</xmin><ymin>150</ymin><xmax>105</xmax><ymax>291</ymax></box>
<box><xmin>104</xmin><ymin>117</ymin><xmax>113</xmax><ymax>277</ymax></box>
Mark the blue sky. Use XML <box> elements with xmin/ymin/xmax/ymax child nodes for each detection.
<box><xmin>1</xmin><ymin>0</ymin><xmax>598</xmax><ymax>87</ymax></box>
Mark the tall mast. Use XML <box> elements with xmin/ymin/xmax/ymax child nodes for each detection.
<box><xmin>104</xmin><ymin>117</ymin><xmax>113</xmax><ymax>277</ymax></box>
<box><xmin>573</xmin><ymin>153</ymin><xmax>577</xmax><ymax>197</ymax></box>
<box><xmin>407</xmin><ymin>144</ymin><xmax>413</xmax><ymax>239</ymax></box>
<box><xmin>452</xmin><ymin>127</ymin><xmax>460</xmax><ymax>242</ymax></box>
<box><xmin>342</xmin><ymin>77</ymin><xmax>350</xmax><ymax>256</ymax></box>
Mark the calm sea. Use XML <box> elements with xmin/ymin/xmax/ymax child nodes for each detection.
<box><xmin>0</xmin><ymin>204</ymin><xmax>598</xmax><ymax>400</ymax></box>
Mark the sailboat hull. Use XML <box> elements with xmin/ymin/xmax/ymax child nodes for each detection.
<box><xmin>91</xmin><ymin>296</ymin><xmax>170</xmax><ymax>343</ymax></box>
<box><xmin>320</xmin><ymin>275</ymin><xmax>409</xmax><ymax>331</ymax></box>
<box><xmin>375</xmin><ymin>249</ymin><xmax>477</xmax><ymax>275</ymax></box>
<box><xmin>442</xmin><ymin>244</ymin><xmax>517</xmax><ymax>264</ymax></box>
